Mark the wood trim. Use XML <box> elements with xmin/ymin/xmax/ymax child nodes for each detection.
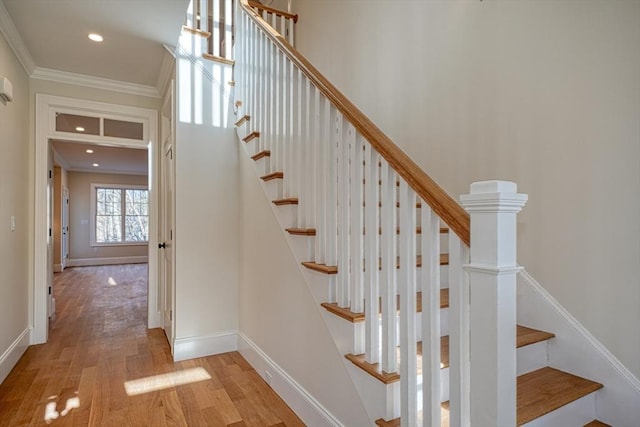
<box><xmin>243</xmin><ymin>131</ymin><xmax>260</xmax><ymax>143</ymax></box>
<box><xmin>583</xmin><ymin>421</ymin><xmax>611</xmax><ymax>427</ymax></box>
<box><xmin>261</xmin><ymin>171</ymin><xmax>284</xmax><ymax>181</ymax></box>
<box><xmin>516</xmin><ymin>325</ymin><xmax>555</xmax><ymax>348</ymax></box>
<box><xmin>286</xmin><ymin>228</ymin><xmax>316</xmax><ymax>236</ymax></box>
<box><xmin>235</xmin><ymin>115</ymin><xmax>251</xmax><ymax>127</ymax></box>
<box><xmin>345</xmin><ymin>353</ymin><xmax>400</xmax><ymax>384</ymax></box>
<box><xmin>182</xmin><ymin>25</ymin><xmax>211</xmax><ymax>38</ymax></box>
<box><xmin>517</xmin><ymin>367</ymin><xmax>603</xmax><ymax>425</ymax></box>
<box><xmin>251</xmin><ymin>150</ymin><xmax>270</xmax><ymax>161</ymax></box>
<box><xmin>240</xmin><ymin>0</ymin><xmax>470</xmax><ymax>245</ymax></box>
<box><xmin>247</xmin><ymin>0</ymin><xmax>299</xmax><ymax>23</ymax></box>
<box><xmin>301</xmin><ymin>262</ymin><xmax>337</xmax><ymax>274</ymax></box>
<box><xmin>320</xmin><ymin>302</ymin><xmax>364</xmax><ymax>323</ymax></box>
<box><xmin>273</xmin><ymin>197</ymin><xmax>298</xmax><ymax>205</ymax></box>
<box><xmin>202</xmin><ymin>53</ymin><xmax>235</xmax><ymax>66</ymax></box>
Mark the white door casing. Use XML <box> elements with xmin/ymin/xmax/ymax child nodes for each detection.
<box><xmin>161</xmin><ymin>79</ymin><xmax>176</xmax><ymax>350</ymax></box>
<box><xmin>34</xmin><ymin>94</ymin><xmax>159</xmax><ymax>344</ymax></box>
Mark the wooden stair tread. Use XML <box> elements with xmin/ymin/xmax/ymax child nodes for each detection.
<box><xmin>261</xmin><ymin>171</ymin><xmax>283</xmax><ymax>181</ymax></box>
<box><xmin>375</xmin><ymin>402</ymin><xmax>450</xmax><ymax>427</ymax></box>
<box><xmin>286</xmin><ymin>228</ymin><xmax>316</xmax><ymax>236</ymax></box>
<box><xmin>181</xmin><ymin>25</ymin><xmax>211</xmax><ymax>38</ymax></box>
<box><xmin>235</xmin><ymin>115</ymin><xmax>250</xmax><ymax>127</ymax></box>
<box><xmin>346</xmin><ymin>337</ymin><xmax>449</xmax><ymax>385</ymax></box>
<box><xmin>202</xmin><ymin>53</ymin><xmax>235</xmax><ymax>65</ymax></box>
<box><xmin>301</xmin><ymin>262</ymin><xmax>337</xmax><ymax>274</ymax></box>
<box><xmin>347</xmin><ymin>324</ymin><xmax>551</xmax><ymax>384</ymax></box>
<box><xmin>273</xmin><ymin>198</ymin><xmax>298</xmax><ymax>206</ymax></box>
<box><xmin>242</xmin><ymin>131</ymin><xmax>260</xmax><ymax>143</ymax></box>
<box><xmin>583</xmin><ymin>421</ymin><xmax>611</xmax><ymax>427</ymax></box>
<box><xmin>321</xmin><ymin>289</ymin><xmax>450</xmax><ymax>323</ymax></box>
<box><xmin>251</xmin><ymin>150</ymin><xmax>270</xmax><ymax>161</ymax></box>
<box><xmin>517</xmin><ymin>367</ymin><xmax>603</xmax><ymax>426</ymax></box>
<box><xmin>516</xmin><ymin>325</ymin><xmax>555</xmax><ymax>348</ymax></box>
<box><xmin>302</xmin><ymin>254</ymin><xmax>448</xmax><ymax>275</ymax></box>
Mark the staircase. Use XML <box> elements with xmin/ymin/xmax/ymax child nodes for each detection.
<box><xmin>228</xmin><ymin>0</ymin><xmax>614</xmax><ymax>425</ymax></box>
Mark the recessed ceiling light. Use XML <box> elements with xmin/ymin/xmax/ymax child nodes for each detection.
<box><xmin>86</xmin><ymin>149</ymin><xmax>94</xmax><ymax>154</ymax></box>
<box><xmin>76</xmin><ymin>126</ymin><xmax>85</xmax><ymax>132</ymax></box>
<box><xmin>88</xmin><ymin>33</ymin><xmax>103</xmax><ymax>42</ymax></box>
<box><xmin>92</xmin><ymin>163</ymin><xmax>100</xmax><ymax>167</ymax></box>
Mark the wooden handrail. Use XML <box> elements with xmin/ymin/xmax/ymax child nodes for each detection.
<box><xmin>239</xmin><ymin>0</ymin><xmax>470</xmax><ymax>246</ymax></box>
<box><xmin>247</xmin><ymin>0</ymin><xmax>298</xmax><ymax>23</ymax></box>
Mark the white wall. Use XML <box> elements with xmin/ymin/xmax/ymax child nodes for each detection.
<box><xmin>293</xmin><ymin>0</ymin><xmax>640</xmax><ymax>378</ymax></box>
<box><xmin>66</xmin><ymin>171</ymin><xmax>149</xmax><ymax>262</ymax></box>
<box><xmin>173</xmin><ymin>49</ymin><xmax>240</xmax><ymax>355</ymax></box>
<box><xmin>0</xmin><ymin>29</ymin><xmax>30</xmax><ymax>383</ymax></box>
<box><xmin>237</xmin><ymin>146</ymin><xmax>371</xmax><ymax>426</ymax></box>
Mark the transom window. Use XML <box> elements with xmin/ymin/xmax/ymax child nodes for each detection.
<box><xmin>90</xmin><ymin>184</ymin><xmax>148</xmax><ymax>246</ymax></box>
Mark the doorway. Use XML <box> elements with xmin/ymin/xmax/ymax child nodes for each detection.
<box><xmin>34</xmin><ymin>94</ymin><xmax>159</xmax><ymax>344</ymax></box>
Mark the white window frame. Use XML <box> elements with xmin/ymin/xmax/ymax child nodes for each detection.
<box><xmin>90</xmin><ymin>183</ymin><xmax>149</xmax><ymax>247</ymax></box>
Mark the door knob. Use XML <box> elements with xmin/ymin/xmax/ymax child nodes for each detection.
<box><xmin>158</xmin><ymin>242</ymin><xmax>166</xmax><ymax>249</ymax></box>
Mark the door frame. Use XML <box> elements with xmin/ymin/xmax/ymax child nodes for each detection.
<box><xmin>34</xmin><ymin>94</ymin><xmax>160</xmax><ymax>344</ymax></box>
<box><xmin>61</xmin><ymin>186</ymin><xmax>70</xmax><ymax>270</ymax></box>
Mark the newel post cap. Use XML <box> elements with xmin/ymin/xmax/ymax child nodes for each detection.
<box><xmin>459</xmin><ymin>180</ymin><xmax>528</xmax><ymax>213</ymax></box>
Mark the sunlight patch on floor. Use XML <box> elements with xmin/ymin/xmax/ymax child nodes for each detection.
<box><xmin>124</xmin><ymin>367</ymin><xmax>211</xmax><ymax>396</ymax></box>
<box><xmin>107</xmin><ymin>277</ymin><xmax>118</xmax><ymax>286</ymax></box>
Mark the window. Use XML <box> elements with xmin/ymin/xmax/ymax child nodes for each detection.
<box><xmin>91</xmin><ymin>184</ymin><xmax>148</xmax><ymax>246</ymax></box>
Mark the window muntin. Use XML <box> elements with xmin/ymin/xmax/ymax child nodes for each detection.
<box><xmin>91</xmin><ymin>184</ymin><xmax>148</xmax><ymax>246</ymax></box>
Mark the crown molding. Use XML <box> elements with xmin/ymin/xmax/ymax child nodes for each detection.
<box><xmin>0</xmin><ymin>0</ymin><xmax>36</xmax><ymax>74</ymax></box>
<box><xmin>31</xmin><ymin>67</ymin><xmax>161</xmax><ymax>99</ymax></box>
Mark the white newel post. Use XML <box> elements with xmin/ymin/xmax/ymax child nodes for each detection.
<box><xmin>460</xmin><ymin>181</ymin><xmax>527</xmax><ymax>427</ymax></box>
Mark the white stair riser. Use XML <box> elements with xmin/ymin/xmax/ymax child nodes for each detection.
<box><xmin>344</xmin><ymin>361</ymin><xmax>400</xmax><ymax>422</ymax></box>
<box><xmin>253</xmin><ymin>155</ymin><xmax>271</xmax><ymax>176</ymax></box>
<box><xmin>517</xmin><ymin>340</ymin><xmax>549</xmax><ymax>376</ymax></box>
<box><xmin>521</xmin><ymin>392</ymin><xmax>597</xmax><ymax>427</ymax></box>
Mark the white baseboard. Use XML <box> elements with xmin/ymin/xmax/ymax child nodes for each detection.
<box><xmin>53</xmin><ymin>263</ymin><xmax>63</xmax><ymax>273</ymax></box>
<box><xmin>67</xmin><ymin>256</ymin><xmax>148</xmax><ymax>267</ymax></box>
<box><xmin>0</xmin><ymin>327</ymin><xmax>30</xmax><ymax>385</ymax></box>
<box><xmin>238</xmin><ymin>332</ymin><xmax>343</xmax><ymax>427</ymax></box>
<box><xmin>173</xmin><ymin>331</ymin><xmax>238</xmax><ymax>362</ymax></box>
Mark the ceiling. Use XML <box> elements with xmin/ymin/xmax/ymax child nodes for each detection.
<box><xmin>1</xmin><ymin>0</ymin><xmax>189</xmax><ymax>88</ymax></box>
<box><xmin>1</xmin><ymin>0</ymin><xmax>188</xmax><ymax>176</ymax></box>
<box><xmin>53</xmin><ymin>140</ymin><xmax>148</xmax><ymax>176</ymax></box>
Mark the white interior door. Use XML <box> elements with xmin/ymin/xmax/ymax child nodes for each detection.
<box><xmin>161</xmin><ymin>79</ymin><xmax>176</xmax><ymax>349</ymax></box>
<box><xmin>61</xmin><ymin>187</ymin><xmax>70</xmax><ymax>270</ymax></box>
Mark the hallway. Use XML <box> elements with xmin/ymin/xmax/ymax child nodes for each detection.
<box><xmin>0</xmin><ymin>265</ymin><xmax>303</xmax><ymax>426</ymax></box>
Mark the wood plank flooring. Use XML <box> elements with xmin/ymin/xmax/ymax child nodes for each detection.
<box><xmin>0</xmin><ymin>264</ymin><xmax>303</xmax><ymax>427</ymax></box>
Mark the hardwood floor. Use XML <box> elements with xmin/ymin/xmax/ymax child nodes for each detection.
<box><xmin>0</xmin><ymin>265</ymin><xmax>303</xmax><ymax>427</ymax></box>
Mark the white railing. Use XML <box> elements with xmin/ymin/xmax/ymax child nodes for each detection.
<box><xmin>234</xmin><ymin>1</ymin><xmax>527</xmax><ymax>425</ymax></box>
<box><xmin>186</xmin><ymin>0</ymin><xmax>234</xmax><ymax>60</ymax></box>
<box><xmin>247</xmin><ymin>0</ymin><xmax>297</xmax><ymax>46</ymax></box>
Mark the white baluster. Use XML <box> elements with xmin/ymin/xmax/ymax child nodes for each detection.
<box><xmin>225</xmin><ymin>0</ymin><xmax>233</xmax><ymax>59</ymax></box>
<box><xmin>314</xmin><ymin>94</ymin><xmax>332</xmax><ymax>264</ymax></box>
<box><xmin>364</xmin><ymin>148</ymin><xmax>380</xmax><ymax>363</ymax></box>
<box><xmin>288</xmin><ymin>18</ymin><xmax>295</xmax><ymax>46</ymax></box>
<box><xmin>213</xmin><ymin>0</ymin><xmax>220</xmax><ymax>56</ymax></box>
<box><xmin>304</xmin><ymin>81</ymin><xmax>316</xmax><ymax>231</ymax></box>
<box><xmin>326</xmin><ymin>104</ymin><xmax>338</xmax><ymax>268</ymax></box>
<box><xmin>421</xmin><ymin>205</ymin><xmax>441</xmax><ymax>426</ymax></box>
<box><xmin>266</xmin><ymin>42</ymin><xmax>274</xmax><ymax>170</ymax></box>
<box><xmin>398</xmin><ymin>180</ymin><xmax>418</xmax><ymax>427</ymax></box>
<box><xmin>380</xmin><ymin>161</ymin><xmax>397</xmax><ymax>375</ymax></box>
<box><xmin>349</xmin><ymin>130</ymin><xmax>364</xmax><ymax>316</ymax></box>
<box><xmin>199</xmin><ymin>0</ymin><xmax>208</xmax><ymax>34</ymax></box>
<box><xmin>295</xmin><ymin>72</ymin><xmax>307</xmax><ymax>226</ymax></box>
<box><xmin>336</xmin><ymin>112</ymin><xmax>349</xmax><ymax>307</ymax></box>
<box><xmin>448</xmin><ymin>231</ymin><xmax>470</xmax><ymax>427</ymax></box>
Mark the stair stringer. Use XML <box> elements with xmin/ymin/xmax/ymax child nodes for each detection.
<box><xmin>236</xmin><ymin>138</ymin><xmax>372</xmax><ymax>426</ymax></box>
<box><xmin>237</xmin><ymin>126</ymin><xmax>400</xmax><ymax>423</ymax></box>
<box><xmin>517</xmin><ymin>270</ymin><xmax>640</xmax><ymax>427</ymax></box>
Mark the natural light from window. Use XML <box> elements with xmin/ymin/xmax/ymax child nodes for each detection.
<box><xmin>124</xmin><ymin>367</ymin><xmax>211</xmax><ymax>396</ymax></box>
<box><xmin>90</xmin><ymin>184</ymin><xmax>149</xmax><ymax>246</ymax></box>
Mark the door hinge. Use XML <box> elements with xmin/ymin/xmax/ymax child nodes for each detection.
<box><xmin>49</xmin><ymin>170</ymin><xmax>52</xmax><ymax>179</ymax></box>
<box><xmin>170</xmin><ymin>229</ymin><xmax>173</xmax><ymax>240</ymax></box>
<box><xmin>48</xmin><ymin>228</ymin><xmax>52</xmax><ymax>237</ymax></box>
<box><xmin>48</xmin><ymin>286</ymin><xmax>52</xmax><ymax>295</ymax></box>
<box><xmin>170</xmin><ymin>310</ymin><xmax>173</xmax><ymax>321</ymax></box>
